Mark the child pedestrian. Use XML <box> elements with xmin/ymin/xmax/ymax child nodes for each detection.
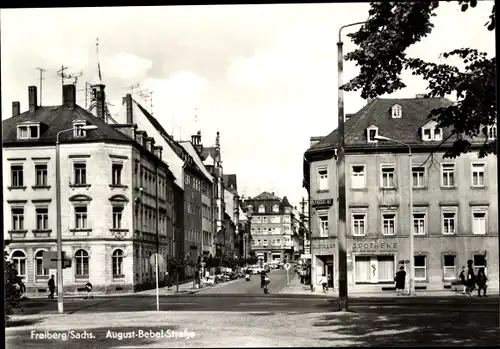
<box><xmin>476</xmin><ymin>267</ymin><xmax>488</xmax><ymax>297</ymax></box>
<box><xmin>318</xmin><ymin>274</ymin><xmax>328</xmax><ymax>293</ymax></box>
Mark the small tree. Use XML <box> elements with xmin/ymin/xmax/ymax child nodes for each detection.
<box><xmin>4</xmin><ymin>251</ymin><xmax>22</xmax><ymax>322</ymax></box>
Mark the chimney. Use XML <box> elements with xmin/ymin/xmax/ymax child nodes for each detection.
<box><xmin>154</xmin><ymin>146</ymin><xmax>163</xmax><ymax>160</ymax></box>
<box><xmin>62</xmin><ymin>84</ymin><xmax>76</xmax><ymax>109</ymax></box>
<box><xmin>28</xmin><ymin>86</ymin><xmax>38</xmax><ymax>113</ymax></box>
<box><xmin>136</xmin><ymin>130</ymin><xmax>146</xmax><ymax>146</ymax></box>
<box><xmin>112</xmin><ymin>123</ymin><xmax>137</xmax><ymax>140</ymax></box>
<box><xmin>125</xmin><ymin>94</ymin><xmax>133</xmax><ymax>124</ymax></box>
<box><xmin>12</xmin><ymin>102</ymin><xmax>20</xmax><ymax>117</ymax></box>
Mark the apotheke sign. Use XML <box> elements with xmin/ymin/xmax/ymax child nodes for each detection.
<box><xmin>351</xmin><ymin>240</ymin><xmax>399</xmax><ymax>252</ymax></box>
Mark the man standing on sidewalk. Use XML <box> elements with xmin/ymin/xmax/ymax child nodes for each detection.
<box><xmin>48</xmin><ymin>275</ymin><xmax>55</xmax><ymax>299</ymax></box>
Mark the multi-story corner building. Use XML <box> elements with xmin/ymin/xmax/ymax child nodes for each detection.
<box><xmin>3</xmin><ymin>84</ymin><xmax>176</xmax><ymax>296</ymax></box>
<box><xmin>303</xmin><ymin>96</ymin><xmax>498</xmax><ymax>293</ymax></box>
<box><xmin>243</xmin><ymin>192</ymin><xmax>295</xmax><ymax>263</ymax></box>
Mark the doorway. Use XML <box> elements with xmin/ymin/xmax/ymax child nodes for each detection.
<box><xmin>325</xmin><ymin>263</ymin><xmax>334</xmax><ymax>289</ymax></box>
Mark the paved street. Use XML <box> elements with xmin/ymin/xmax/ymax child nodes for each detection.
<box><xmin>6</xmin><ymin>269</ymin><xmax>499</xmax><ymax>348</ymax></box>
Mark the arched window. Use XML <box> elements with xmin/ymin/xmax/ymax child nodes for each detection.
<box><xmin>75</xmin><ymin>249</ymin><xmax>89</xmax><ymax>278</ymax></box>
<box><xmin>35</xmin><ymin>250</ymin><xmax>49</xmax><ymax>278</ymax></box>
<box><xmin>258</xmin><ymin>205</ymin><xmax>265</xmax><ymax>213</ymax></box>
<box><xmin>11</xmin><ymin>250</ymin><xmax>26</xmax><ymax>277</ymax></box>
<box><xmin>272</xmin><ymin>204</ymin><xmax>279</xmax><ymax>213</ymax></box>
<box><xmin>112</xmin><ymin>249</ymin><xmax>124</xmax><ymax>277</ymax></box>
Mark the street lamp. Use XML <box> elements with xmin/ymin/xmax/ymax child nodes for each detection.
<box><xmin>337</xmin><ymin>20</ymin><xmax>367</xmax><ymax>312</ymax></box>
<box><xmin>374</xmin><ymin>134</ymin><xmax>414</xmax><ymax>296</ymax></box>
<box><xmin>56</xmin><ymin>125</ymin><xmax>97</xmax><ymax>313</ymax></box>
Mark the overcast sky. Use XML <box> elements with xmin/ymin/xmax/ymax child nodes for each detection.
<box><xmin>1</xmin><ymin>3</ymin><xmax>495</xmax><ymax>207</ymax></box>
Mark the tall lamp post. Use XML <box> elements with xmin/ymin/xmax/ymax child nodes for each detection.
<box><xmin>56</xmin><ymin>125</ymin><xmax>97</xmax><ymax>313</ymax></box>
<box><xmin>337</xmin><ymin>20</ymin><xmax>367</xmax><ymax>312</ymax></box>
<box><xmin>374</xmin><ymin>135</ymin><xmax>414</xmax><ymax>296</ymax></box>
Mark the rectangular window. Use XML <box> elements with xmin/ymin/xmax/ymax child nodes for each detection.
<box><xmin>318</xmin><ymin>168</ymin><xmax>328</xmax><ymax>191</ymax></box>
<box><xmin>381</xmin><ymin>165</ymin><xmax>395</xmax><ymax>188</ymax></box>
<box><xmin>354</xmin><ymin>256</ymin><xmax>371</xmax><ymax>283</ymax></box>
<box><xmin>36</xmin><ymin>207</ymin><xmax>49</xmax><ymax>230</ymax></box>
<box><xmin>471</xmin><ymin>163</ymin><xmax>485</xmax><ymax>187</ymax></box>
<box><xmin>382</xmin><ymin>212</ymin><xmax>396</xmax><ymax>235</ymax></box>
<box><xmin>443</xmin><ymin>255</ymin><xmax>456</xmax><ymax>280</ymax></box>
<box><xmin>113</xmin><ymin>206</ymin><xmax>123</xmax><ymax>229</ymax></box>
<box><xmin>12</xmin><ymin>208</ymin><xmax>24</xmax><ymax>230</ymax></box>
<box><xmin>442</xmin><ymin>210</ymin><xmax>456</xmax><ymax>235</ymax></box>
<box><xmin>423</xmin><ymin>128</ymin><xmax>431</xmax><ymax>141</ymax></box>
<box><xmin>351</xmin><ymin>165</ymin><xmax>366</xmax><ymax>189</ymax></box>
<box><xmin>412</xmin><ymin>167</ymin><xmax>425</xmax><ymax>188</ymax></box>
<box><xmin>35</xmin><ymin>164</ymin><xmax>48</xmax><ymax>186</ymax></box>
<box><xmin>472</xmin><ymin>210</ymin><xmax>486</xmax><ymax>235</ymax></box>
<box><xmin>433</xmin><ymin>127</ymin><xmax>442</xmax><ymax>140</ymax></box>
<box><xmin>75</xmin><ymin>206</ymin><xmax>88</xmax><ymax>229</ymax></box>
<box><xmin>112</xmin><ymin>163</ymin><xmax>123</xmax><ymax>185</ymax></box>
<box><xmin>318</xmin><ymin>213</ymin><xmax>328</xmax><ymax>237</ymax></box>
<box><xmin>413</xmin><ymin>212</ymin><xmax>426</xmax><ymax>235</ymax></box>
<box><xmin>18</xmin><ymin>126</ymin><xmax>28</xmax><ymax>139</ymax></box>
<box><xmin>352</xmin><ymin>212</ymin><xmax>366</xmax><ymax>236</ymax></box>
<box><xmin>74</xmin><ymin>163</ymin><xmax>87</xmax><ymax>185</ymax></box>
<box><xmin>262</xmin><ymin>217</ymin><xmax>267</xmax><ymax>223</ymax></box>
<box><xmin>473</xmin><ymin>255</ymin><xmax>486</xmax><ymax>275</ymax></box>
<box><xmin>414</xmin><ymin>256</ymin><xmax>427</xmax><ymax>280</ymax></box>
<box><xmin>377</xmin><ymin>256</ymin><xmax>395</xmax><ymax>282</ymax></box>
<box><xmin>11</xmin><ymin>165</ymin><xmax>24</xmax><ymax>187</ymax></box>
<box><xmin>441</xmin><ymin>164</ymin><xmax>455</xmax><ymax>187</ymax></box>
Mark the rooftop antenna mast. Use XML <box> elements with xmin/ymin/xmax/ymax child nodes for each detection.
<box><xmin>96</xmin><ymin>37</ymin><xmax>103</xmax><ymax>82</ymax></box>
<box><xmin>125</xmin><ymin>83</ymin><xmax>140</xmax><ymax>96</ymax></box>
<box><xmin>36</xmin><ymin>67</ymin><xmax>46</xmax><ymax>106</ymax></box>
<box><xmin>56</xmin><ymin>65</ymin><xmax>69</xmax><ymax>87</ymax></box>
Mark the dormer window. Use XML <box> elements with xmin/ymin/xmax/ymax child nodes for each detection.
<box><xmin>484</xmin><ymin>125</ymin><xmax>497</xmax><ymax>139</ymax></box>
<box><xmin>258</xmin><ymin>205</ymin><xmax>265</xmax><ymax>213</ymax></box>
<box><xmin>391</xmin><ymin>104</ymin><xmax>402</xmax><ymax>119</ymax></box>
<box><xmin>421</xmin><ymin>121</ymin><xmax>442</xmax><ymax>141</ymax></box>
<box><xmin>73</xmin><ymin>120</ymin><xmax>87</xmax><ymax>137</ymax></box>
<box><xmin>433</xmin><ymin>127</ymin><xmax>442</xmax><ymax>141</ymax></box>
<box><xmin>366</xmin><ymin>125</ymin><xmax>379</xmax><ymax>143</ymax></box>
<box><xmin>17</xmin><ymin>121</ymin><xmax>40</xmax><ymax>140</ymax></box>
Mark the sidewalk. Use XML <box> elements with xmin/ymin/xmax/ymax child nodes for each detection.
<box><xmin>279</xmin><ymin>275</ymin><xmax>499</xmax><ymax>298</ymax></box>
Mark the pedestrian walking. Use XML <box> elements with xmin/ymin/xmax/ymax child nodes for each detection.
<box><xmin>84</xmin><ymin>282</ymin><xmax>93</xmax><ymax>299</ymax></box>
<box><xmin>465</xmin><ymin>259</ymin><xmax>476</xmax><ymax>297</ymax></box>
<box><xmin>395</xmin><ymin>266</ymin><xmax>406</xmax><ymax>296</ymax></box>
<box><xmin>48</xmin><ymin>275</ymin><xmax>55</xmax><ymax>299</ymax></box>
<box><xmin>459</xmin><ymin>266</ymin><xmax>467</xmax><ymax>294</ymax></box>
<box><xmin>476</xmin><ymin>267</ymin><xmax>488</xmax><ymax>297</ymax></box>
<box><xmin>318</xmin><ymin>274</ymin><xmax>328</xmax><ymax>293</ymax></box>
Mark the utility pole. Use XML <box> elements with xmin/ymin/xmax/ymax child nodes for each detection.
<box><xmin>36</xmin><ymin>67</ymin><xmax>46</xmax><ymax>106</ymax></box>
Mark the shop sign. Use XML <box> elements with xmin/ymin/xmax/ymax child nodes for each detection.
<box><xmin>304</xmin><ymin>239</ymin><xmax>311</xmax><ymax>255</ymax></box>
<box><xmin>311</xmin><ymin>198</ymin><xmax>334</xmax><ymax>208</ymax></box>
<box><xmin>350</xmin><ymin>239</ymin><xmax>399</xmax><ymax>253</ymax></box>
<box><xmin>311</xmin><ymin>238</ymin><xmax>336</xmax><ymax>256</ymax></box>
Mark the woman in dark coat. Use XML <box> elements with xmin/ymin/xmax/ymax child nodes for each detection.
<box><xmin>395</xmin><ymin>266</ymin><xmax>406</xmax><ymax>296</ymax></box>
<box><xmin>476</xmin><ymin>267</ymin><xmax>488</xmax><ymax>297</ymax></box>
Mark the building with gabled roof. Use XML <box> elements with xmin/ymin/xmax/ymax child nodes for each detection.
<box><xmin>242</xmin><ymin>191</ymin><xmax>297</xmax><ymax>264</ymax></box>
<box><xmin>303</xmin><ymin>96</ymin><xmax>497</xmax><ymax>295</ymax></box>
<box><xmin>3</xmin><ymin>84</ymin><xmax>176</xmax><ymax>296</ymax></box>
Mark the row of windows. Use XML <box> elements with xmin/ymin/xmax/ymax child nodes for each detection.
<box><xmin>252</xmin><ymin>227</ymin><xmax>283</xmax><ymax>235</ymax></box>
<box><xmin>353</xmin><ymin>254</ymin><xmax>487</xmax><ymax>284</ymax></box>
<box><xmin>316</xmin><ymin>162</ymin><xmax>488</xmax><ymax>191</ymax></box>
<box><xmin>255</xmin><ymin>204</ymin><xmax>281</xmax><ymax>214</ymax></box>
<box><xmin>9</xmin><ymin>249</ymin><xmax>125</xmax><ymax>280</ymax></box>
<box><xmin>185</xmin><ymin>199</ymin><xmax>201</xmax><ymax>217</ymax></box>
<box><xmin>185</xmin><ymin>173</ymin><xmax>211</xmax><ymax>196</ymax></box>
<box><xmin>252</xmin><ymin>238</ymin><xmax>292</xmax><ymax>247</ymax></box>
<box><xmin>316</xmin><ymin>206</ymin><xmax>489</xmax><ymax>237</ymax></box>
<box><xmin>251</xmin><ymin>215</ymin><xmax>290</xmax><ymax>224</ymax></box>
<box><xmin>10</xmin><ymin>204</ymin><xmax>169</xmax><ymax>233</ymax></box>
<box><xmin>9</xmin><ymin>162</ymin><xmax>174</xmax><ymax>204</ymax></box>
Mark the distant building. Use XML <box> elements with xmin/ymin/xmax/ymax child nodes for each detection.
<box><xmin>242</xmin><ymin>192</ymin><xmax>296</xmax><ymax>263</ymax></box>
<box><xmin>303</xmin><ymin>97</ymin><xmax>498</xmax><ymax>294</ymax></box>
<box><xmin>3</xmin><ymin>84</ymin><xmax>175</xmax><ymax>295</ymax></box>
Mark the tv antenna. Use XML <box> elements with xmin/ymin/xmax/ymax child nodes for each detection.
<box><xmin>36</xmin><ymin>67</ymin><xmax>46</xmax><ymax>106</ymax></box>
<box><xmin>125</xmin><ymin>83</ymin><xmax>140</xmax><ymax>95</ymax></box>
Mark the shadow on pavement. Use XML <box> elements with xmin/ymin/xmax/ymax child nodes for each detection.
<box><xmin>6</xmin><ymin>325</ymin><xmax>180</xmax><ymax>349</ymax></box>
<box><xmin>313</xmin><ymin>308</ymin><xmax>500</xmax><ymax>346</ymax></box>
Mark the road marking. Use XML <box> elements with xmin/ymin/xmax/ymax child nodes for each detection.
<box><xmin>159</xmin><ymin>302</ymin><xmax>198</xmax><ymax>305</ymax></box>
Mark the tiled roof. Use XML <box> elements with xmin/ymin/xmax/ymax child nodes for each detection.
<box><xmin>252</xmin><ymin>191</ymin><xmax>282</xmax><ymax>201</ymax></box>
<box><xmin>306</xmin><ymin>97</ymin><xmax>454</xmax><ymax>154</ymax></box>
<box><xmin>223</xmin><ymin>174</ymin><xmax>237</xmax><ymax>191</ymax></box>
<box><xmin>201</xmin><ymin>146</ymin><xmax>217</xmax><ymax>162</ymax></box>
<box><xmin>3</xmin><ymin>105</ymin><xmax>132</xmax><ymax>145</ymax></box>
<box><xmin>282</xmin><ymin>196</ymin><xmax>291</xmax><ymax>208</ymax></box>
<box><xmin>178</xmin><ymin>141</ymin><xmax>214</xmax><ymax>183</ymax></box>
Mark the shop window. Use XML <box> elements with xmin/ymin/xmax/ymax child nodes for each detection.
<box><xmin>355</xmin><ymin>256</ymin><xmax>371</xmax><ymax>283</ymax></box>
<box><xmin>377</xmin><ymin>256</ymin><xmax>395</xmax><ymax>282</ymax></box>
